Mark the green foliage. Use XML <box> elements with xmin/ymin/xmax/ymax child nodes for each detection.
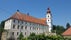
<box><xmin>52</xmin><ymin>25</ymin><xmax>65</xmax><ymax>35</ymax></box>
<box><xmin>0</xmin><ymin>21</ymin><xmax>5</xmax><ymax>40</ymax></box>
<box><xmin>0</xmin><ymin>21</ymin><xmax>5</xmax><ymax>28</ymax></box>
<box><xmin>66</xmin><ymin>22</ymin><xmax>71</xmax><ymax>30</ymax></box>
<box><xmin>0</xmin><ymin>21</ymin><xmax>5</xmax><ymax>32</ymax></box>
<box><xmin>28</xmin><ymin>33</ymin><xmax>36</xmax><ymax>40</ymax></box>
<box><xmin>17</xmin><ymin>33</ymin><xmax>71</xmax><ymax>40</ymax></box>
<box><xmin>52</xmin><ymin>25</ymin><xmax>56</xmax><ymax>33</ymax></box>
<box><xmin>56</xmin><ymin>25</ymin><xmax>65</xmax><ymax>35</ymax></box>
<box><xmin>29</xmin><ymin>33</ymin><xmax>35</xmax><ymax>36</ymax></box>
<box><xmin>27</xmin><ymin>33</ymin><xmax>65</xmax><ymax>40</ymax></box>
<box><xmin>18</xmin><ymin>32</ymin><xmax>24</xmax><ymax>40</ymax></box>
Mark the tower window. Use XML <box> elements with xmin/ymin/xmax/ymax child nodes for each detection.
<box><xmin>48</xmin><ymin>20</ymin><xmax>49</xmax><ymax>21</ymax></box>
<box><xmin>48</xmin><ymin>16</ymin><xmax>49</xmax><ymax>17</ymax></box>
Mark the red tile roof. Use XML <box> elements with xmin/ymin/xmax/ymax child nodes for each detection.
<box><xmin>40</xmin><ymin>18</ymin><xmax>46</xmax><ymax>21</ymax></box>
<box><xmin>8</xmin><ymin>11</ymin><xmax>47</xmax><ymax>26</ymax></box>
<box><xmin>62</xmin><ymin>27</ymin><xmax>71</xmax><ymax>36</ymax></box>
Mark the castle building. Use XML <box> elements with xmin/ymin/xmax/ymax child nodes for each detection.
<box><xmin>3</xmin><ymin>8</ymin><xmax>52</xmax><ymax>40</ymax></box>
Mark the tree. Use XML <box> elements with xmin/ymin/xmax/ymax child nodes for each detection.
<box><xmin>66</xmin><ymin>23</ymin><xmax>71</xmax><ymax>30</ymax></box>
<box><xmin>52</xmin><ymin>25</ymin><xmax>56</xmax><ymax>33</ymax></box>
<box><xmin>52</xmin><ymin>25</ymin><xmax>65</xmax><ymax>35</ymax></box>
<box><xmin>27</xmin><ymin>33</ymin><xmax>65</xmax><ymax>40</ymax></box>
<box><xmin>28</xmin><ymin>33</ymin><xmax>36</xmax><ymax>40</ymax></box>
<box><xmin>29</xmin><ymin>33</ymin><xmax>35</xmax><ymax>36</ymax></box>
<box><xmin>0</xmin><ymin>21</ymin><xmax>5</xmax><ymax>40</ymax></box>
<box><xmin>56</xmin><ymin>25</ymin><xmax>65</xmax><ymax>35</ymax></box>
<box><xmin>18</xmin><ymin>32</ymin><xmax>24</xmax><ymax>40</ymax></box>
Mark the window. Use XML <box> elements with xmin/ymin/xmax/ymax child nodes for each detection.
<box><xmin>12</xmin><ymin>32</ymin><xmax>14</xmax><ymax>35</ymax></box>
<box><xmin>37</xmin><ymin>28</ymin><xmax>38</xmax><ymax>30</ymax></box>
<box><xmin>18</xmin><ymin>20</ymin><xmax>19</xmax><ymax>23</ymax></box>
<box><xmin>25</xmin><ymin>32</ymin><xmax>26</xmax><ymax>35</ymax></box>
<box><xmin>21</xmin><ymin>26</ymin><xmax>23</xmax><ymax>29</ymax></box>
<box><xmin>13</xmin><ymin>19</ymin><xmax>15</xmax><ymax>23</ymax></box>
<box><xmin>21</xmin><ymin>21</ymin><xmax>23</xmax><ymax>24</ymax></box>
<box><xmin>30</xmin><ymin>23</ymin><xmax>32</xmax><ymax>25</ymax></box>
<box><xmin>25</xmin><ymin>26</ymin><xmax>27</xmax><ymax>29</ymax></box>
<box><xmin>48</xmin><ymin>15</ymin><xmax>49</xmax><ymax>17</ymax></box>
<box><xmin>17</xmin><ymin>25</ymin><xmax>19</xmax><ymax>29</ymax></box>
<box><xmin>13</xmin><ymin>25</ymin><xmax>15</xmax><ymax>29</ymax></box>
<box><xmin>48</xmin><ymin>20</ymin><xmax>49</xmax><ymax>21</ymax></box>
<box><xmin>25</xmin><ymin>22</ymin><xmax>27</xmax><ymax>24</ymax></box>
<box><xmin>33</xmin><ymin>27</ymin><xmax>35</xmax><ymax>29</ymax></box>
<box><xmin>30</xmin><ymin>27</ymin><xmax>31</xmax><ymax>30</ymax></box>
<box><xmin>17</xmin><ymin>32</ymin><xmax>19</xmax><ymax>35</ymax></box>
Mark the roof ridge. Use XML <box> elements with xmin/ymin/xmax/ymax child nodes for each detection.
<box><xmin>8</xmin><ymin>11</ymin><xmax>47</xmax><ymax>26</ymax></box>
<box><xmin>17</xmin><ymin>12</ymin><xmax>44</xmax><ymax>21</ymax></box>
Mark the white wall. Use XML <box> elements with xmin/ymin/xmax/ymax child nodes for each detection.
<box><xmin>4</xmin><ymin>19</ymin><xmax>13</xmax><ymax>30</ymax></box>
<box><xmin>4</xmin><ymin>19</ymin><xmax>49</xmax><ymax>39</ymax></box>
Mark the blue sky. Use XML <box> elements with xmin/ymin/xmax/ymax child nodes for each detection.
<box><xmin>0</xmin><ymin>0</ymin><xmax>71</xmax><ymax>27</ymax></box>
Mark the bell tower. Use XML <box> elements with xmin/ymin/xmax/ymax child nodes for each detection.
<box><xmin>46</xmin><ymin>8</ymin><xmax>52</xmax><ymax>33</ymax></box>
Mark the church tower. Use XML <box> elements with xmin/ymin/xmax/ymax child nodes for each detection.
<box><xmin>46</xmin><ymin>8</ymin><xmax>52</xmax><ymax>33</ymax></box>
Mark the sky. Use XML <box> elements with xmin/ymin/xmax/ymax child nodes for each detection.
<box><xmin>0</xmin><ymin>0</ymin><xmax>71</xmax><ymax>27</ymax></box>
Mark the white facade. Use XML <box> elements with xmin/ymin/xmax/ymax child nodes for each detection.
<box><xmin>4</xmin><ymin>19</ymin><xmax>12</xmax><ymax>29</ymax></box>
<box><xmin>4</xmin><ymin>19</ymin><xmax>49</xmax><ymax>40</ymax></box>
<box><xmin>46</xmin><ymin>12</ymin><xmax>52</xmax><ymax>33</ymax></box>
